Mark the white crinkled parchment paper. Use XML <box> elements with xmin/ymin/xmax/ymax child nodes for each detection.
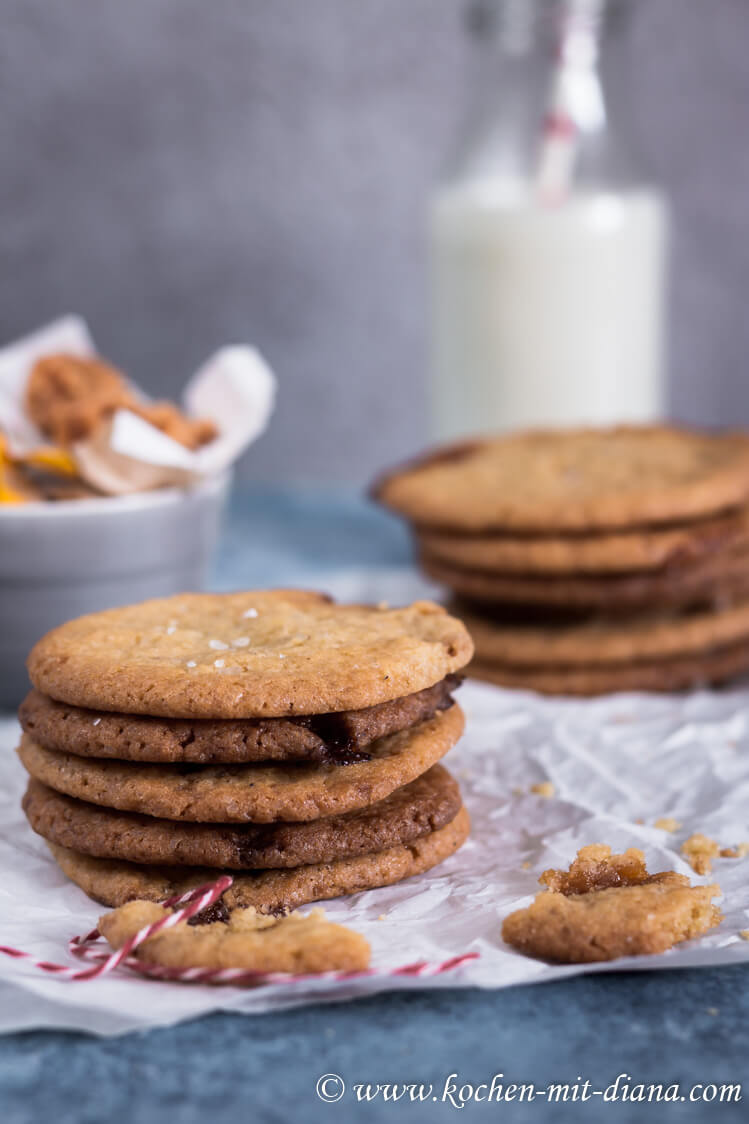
<box><xmin>1</xmin><ymin>677</ymin><xmax>749</xmax><ymax>1036</ymax></box>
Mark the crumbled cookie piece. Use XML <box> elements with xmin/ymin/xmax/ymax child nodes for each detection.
<box><xmin>739</xmin><ymin>930</ymin><xmax>749</xmax><ymax>942</ymax></box>
<box><xmin>681</xmin><ymin>833</ymin><xmax>721</xmax><ymax>875</ymax></box>
<box><xmin>502</xmin><ymin>844</ymin><xmax>722</xmax><ymax>963</ymax></box>
<box><xmin>99</xmin><ymin>900</ymin><xmax>371</xmax><ymax>975</ymax></box>
<box><xmin>654</xmin><ymin>817</ymin><xmax>681</xmax><ymax>832</ymax></box>
<box><xmin>26</xmin><ymin>354</ymin><xmax>130</xmax><ymax>444</ymax></box>
<box><xmin>530</xmin><ymin>782</ymin><xmax>555</xmax><ymax>798</ymax></box>
<box><xmin>26</xmin><ymin>354</ymin><xmax>216</xmax><ymax>450</ymax></box>
<box><xmin>719</xmin><ymin>842</ymin><xmax>749</xmax><ymax>859</ymax></box>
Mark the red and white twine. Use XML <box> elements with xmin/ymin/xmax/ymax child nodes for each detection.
<box><xmin>0</xmin><ymin>875</ymin><xmax>478</xmax><ymax>987</ymax></box>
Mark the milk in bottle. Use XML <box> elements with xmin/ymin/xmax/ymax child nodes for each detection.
<box><xmin>429</xmin><ymin>0</ymin><xmax>669</xmax><ymax>441</ymax></box>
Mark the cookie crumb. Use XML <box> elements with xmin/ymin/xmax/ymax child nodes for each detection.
<box><xmin>502</xmin><ymin>844</ymin><xmax>722</xmax><ymax>964</ymax></box>
<box><xmin>531</xmin><ymin>782</ymin><xmax>554</xmax><ymax>798</ymax></box>
<box><xmin>521</xmin><ymin>861</ymin><xmax>531</xmax><ymax>870</ymax></box>
<box><xmin>739</xmin><ymin>930</ymin><xmax>749</xmax><ymax>941</ymax></box>
<box><xmin>681</xmin><ymin>833</ymin><xmax>721</xmax><ymax>875</ymax></box>
<box><xmin>654</xmin><ymin>817</ymin><xmax>681</xmax><ymax>832</ymax></box>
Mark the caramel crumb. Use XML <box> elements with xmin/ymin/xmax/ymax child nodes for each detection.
<box><xmin>531</xmin><ymin>782</ymin><xmax>555</xmax><ymax>798</ymax></box>
<box><xmin>654</xmin><ymin>817</ymin><xmax>681</xmax><ymax>833</ymax></box>
<box><xmin>681</xmin><ymin>833</ymin><xmax>720</xmax><ymax>875</ymax></box>
<box><xmin>739</xmin><ymin>930</ymin><xmax>749</xmax><ymax>941</ymax></box>
<box><xmin>521</xmin><ymin>861</ymin><xmax>531</xmax><ymax>870</ymax></box>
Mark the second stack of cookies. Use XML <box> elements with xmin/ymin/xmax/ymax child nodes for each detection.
<box><xmin>375</xmin><ymin>426</ymin><xmax>749</xmax><ymax>695</ymax></box>
<box><xmin>18</xmin><ymin>591</ymin><xmax>473</xmax><ymax>910</ymax></box>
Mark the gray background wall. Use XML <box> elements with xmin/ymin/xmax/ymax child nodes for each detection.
<box><xmin>0</xmin><ymin>0</ymin><xmax>747</xmax><ymax>484</ymax></box>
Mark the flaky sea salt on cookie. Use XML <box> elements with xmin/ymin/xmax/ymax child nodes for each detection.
<box><xmin>99</xmin><ymin>901</ymin><xmax>371</xmax><ymax>975</ymax></box>
<box><xmin>27</xmin><ymin>590</ymin><xmax>473</xmax><ymax>718</ymax></box>
<box><xmin>502</xmin><ymin>845</ymin><xmax>722</xmax><ymax>963</ymax></box>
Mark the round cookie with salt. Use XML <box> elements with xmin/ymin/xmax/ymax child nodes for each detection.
<box><xmin>27</xmin><ymin>591</ymin><xmax>473</xmax><ymax>719</ymax></box>
<box><xmin>419</xmin><ymin>508</ymin><xmax>749</xmax><ymax>576</ymax></box>
<box><xmin>45</xmin><ymin>806</ymin><xmax>471</xmax><ymax>911</ymax></box>
<box><xmin>375</xmin><ymin>427</ymin><xmax>749</xmax><ymax>533</ymax></box>
<box><xmin>458</xmin><ymin>598</ymin><xmax>749</xmax><ymax>667</ymax></box>
<box><xmin>469</xmin><ymin>640</ymin><xmax>749</xmax><ymax>696</ymax></box>
<box><xmin>23</xmin><ymin>765</ymin><xmax>462</xmax><ymax>869</ymax></box>
<box><xmin>18</xmin><ymin>705</ymin><xmax>464</xmax><ymax>823</ymax></box>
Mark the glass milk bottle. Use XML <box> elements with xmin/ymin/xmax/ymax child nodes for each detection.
<box><xmin>430</xmin><ymin>0</ymin><xmax>668</xmax><ymax>440</ymax></box>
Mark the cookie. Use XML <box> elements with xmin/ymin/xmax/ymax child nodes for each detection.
<box><xmin>27</xmin><ymin>591</ymin><xmax>473</xmax><ymax>718</ymax></box>
<box><xmin>418</xmin><ymin>508</ymin><xmax>749</xmax><ymax>576</ymax></box>
<box><xmin>99</xmin><ymin>901</ymin><xmax>371</xmax><ymax>975</ymax></box>
<box><xmin>18</xmin><ymin>677</ymin><xmax>459</xmax><ymax>765</ymax></box>
<box><xmin>45</xmin><ymin>805</ymin><xmax>471</xmax><ymax>910</ymax></box>
<box><xmin>374</xmin><ymin>427</ymin><xmax>749</xmax><ymax>533</ymax></box>
<box><xmin>23</xmin><ymin>765</ymin><xmax>462</xmax><ymax>868</ymax></box>
<box><xmin>17</xmin><ymin>704</ymin><xmax>464</xmax><ymax>823</ymax></box>
<box><xmin>27</xmin><ymin>354</ymin><xmax>216</xmax><ymax>450</ymax></box>
<box><xmin>469</xmin><ymin>640</ymin><xmax>749</xmax><ymax>695</ymax></box>
<box><xmin>421</xmin><ymin>546</ymin><xmax>749</xmax><ymax>611</ymax></box>
<box><xmin>502</xmin><ymin>845</ymin><xmax>722</xmax><ymax>963</ymax></box>
<box><xmin>457</xmin><ymin>599</ymin><xmax>749</xmax><ymax>667</ymax></box>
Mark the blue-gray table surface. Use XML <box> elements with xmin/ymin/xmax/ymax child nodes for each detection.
<box><xmin>2</xmin><ymin>487</ymin><xmax>747</xmax><ymax>1124</ymax></box>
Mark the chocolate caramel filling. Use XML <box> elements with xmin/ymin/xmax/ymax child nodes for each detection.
<box><xmin>18</xmin><ymin>675</ymin><xmax>461</xmax><ymax>766</ymax></box>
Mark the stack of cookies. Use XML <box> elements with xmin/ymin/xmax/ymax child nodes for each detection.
<box><xmin>374</xmin><ymin>426</ymin><xmax>749</xmax><ymax>696</ymax></box>
<box><xmin>17</xmin><ymin>591</ymin><xmax>473</xmax><ymax>911</ymax></box>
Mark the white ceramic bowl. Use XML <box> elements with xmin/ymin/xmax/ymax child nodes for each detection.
<box><xmin>0</xmin><ymin>471</ymin><xmax>231</xmax><ymax>709</ymax></box>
